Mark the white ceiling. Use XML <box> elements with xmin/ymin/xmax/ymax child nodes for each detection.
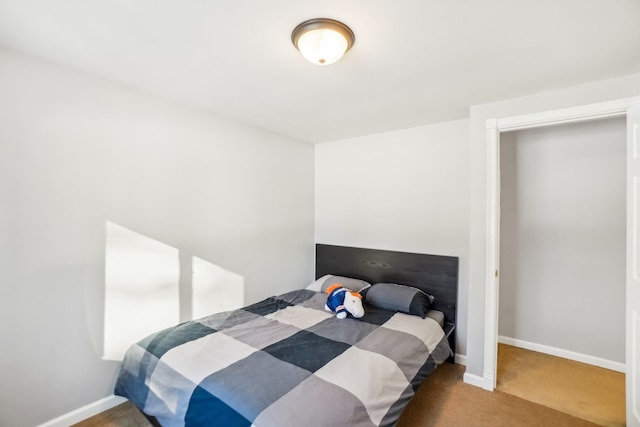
<box><xmin>0</xmin><ymin>0</ymin><xmax>639</xmax><ymax>143</ymax></box>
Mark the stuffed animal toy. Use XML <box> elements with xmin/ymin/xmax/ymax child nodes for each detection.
<box><xmin>324</xmin><ymin>284</ymin><xmax>365</xmax><ymax>319</ymax></box>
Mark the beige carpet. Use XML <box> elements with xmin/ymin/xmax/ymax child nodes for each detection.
<box><xmin>497</xmin><ymin>343</ymin><xmax>626</xmax><ymax>427</ymax></box>
<box><xmin>72</xmin><ymin>402</ymin><xmax>152</xmax><ymax>427</ymax></box>
<box><xmin>77</xmin><ymin>363</ymin><xmax>599</xmax><ymax>426</ymax></box>
<box><xmin>398</xmin><ymin>363</ymin><xmax>598</xmax><ymax>427</ymax></box>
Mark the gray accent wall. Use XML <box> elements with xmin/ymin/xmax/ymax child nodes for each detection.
<box><xmin>498</xmin><ymin>118</ymin><xmax>626</xmax><ymax>362</ymax></box>
<box><xmin>0</xmin><ymin>48</ymin><xmax>314</xmax><ymax>427</ymax></box>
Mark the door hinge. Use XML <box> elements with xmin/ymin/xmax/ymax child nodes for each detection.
<box><xmin>495</xmin><ymin>269</ymin><xmax>499</xmax><ymax>278</ymax></box>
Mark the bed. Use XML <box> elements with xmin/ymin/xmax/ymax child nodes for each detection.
<box><xmin>114</xmin><ymin>244</ymin><xmax>458</xmax><ymax>426</ymax></box>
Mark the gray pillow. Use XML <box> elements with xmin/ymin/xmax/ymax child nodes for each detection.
<box><xmin>365</xmin><ymin>283</ymin><xmax>434</xmax><ymax>318</ymax></box>
<box><xmin>320</xmin><ymin>275</ymin><xmax>371</xmax><ymax>293</ymax></box>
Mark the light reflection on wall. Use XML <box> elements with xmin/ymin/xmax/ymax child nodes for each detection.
<box><xmin>192</xmin><ymin>257</ymin><xmax>244</xmax><ymax>320</ymax></box>
<box><xmin>103</xmin><ymin>222</ymin><xmax>179</xmax><ymax>361</ymax></box>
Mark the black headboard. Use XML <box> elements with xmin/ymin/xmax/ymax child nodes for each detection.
<box><xmin>316</xmin><ymin>244</ymin><xmax>458</xmax><ymax>356</ymax></box>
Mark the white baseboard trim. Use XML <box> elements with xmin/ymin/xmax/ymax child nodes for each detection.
<box><xmin>454</xmin><ymin>353</ymin><xmax>467</xmax><ymax>366</ymax></box>
<box><xmin>498</xmin><ymin>335</ymin><xmax>626</xmax><ymax>373</ymax></box>
<box><xmin>462</xmin><ymin>371</ymin><xmax>486</xmax><ymax>388</ymax></box>
<box><xmin>37</xmin><ymin>395</ymin><xmax>128</xmax><ymax>427</ymax></box>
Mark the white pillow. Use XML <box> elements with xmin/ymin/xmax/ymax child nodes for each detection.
<box><xmin>305</xmin><ymin>274</ymin><xmax>332</xmax><ymax>292</ymax></box>
<box><xmin>306</xmin><ymin>274</ymin><xmax>371</xmax><ymax>293</ymax></box>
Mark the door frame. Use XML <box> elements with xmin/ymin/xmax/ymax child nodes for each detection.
<box><xmin>483</xmin><ymin>96</ymin><xmax>638</xmax><ymax>391</ymax></box>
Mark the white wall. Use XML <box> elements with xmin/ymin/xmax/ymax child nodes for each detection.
<box><xmin>315</xmin><ymin>119</ymin><xmax>470</xmax><ymax>357</ymax></box>
<box><xmin>466</xmin><ymin>72</ymin><xmax>640</xmax><ymax>379</ymax></box>
<box><xmin>2</xmin><ymin>46</ymin><xmax>638</xmax><ymax>426</ymax></box>
<box><xmin>498</xmin><ymin>117</ymin><xmax>626</xmax><ymax>362</ymax></box>
<box><xmin>0</xmin><ymin>48</ymin><xmax>314</xmax><ymax>427</ymax></box>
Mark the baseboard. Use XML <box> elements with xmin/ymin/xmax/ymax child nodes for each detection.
<box><xmin>462</xmin><ymin>371</ymin><xmax>486</xmax><ymax>388</ymax></box>
<box><xmin>37</xmin><ymin>395</ymin><xmax>128</xmax><ymax>427</ymax></box>
<box><xmin>498</xmin><ymin>336</ymin><xmax>625</xmax><ymax>373</ymax></box>
<box><xmin>459</xmin><ymin>355</ymin><xmax>497</xmax><ymax>391</ymax></box>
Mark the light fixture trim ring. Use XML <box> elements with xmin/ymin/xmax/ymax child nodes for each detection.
<box><xmin>291</xmin><ymin>18</ymin><xmax>355</xmax><ymax>52</ymax></box>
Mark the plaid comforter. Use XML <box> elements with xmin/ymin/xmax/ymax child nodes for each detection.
<box><xmin>114</xmin><ymin>289</ymin><xmax>452</xmax><ymax>427</ymax></box>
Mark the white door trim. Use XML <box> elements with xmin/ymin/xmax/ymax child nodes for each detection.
<box><xmin>483</xmin><ymin>96</ymin><xmax>638</xmax><ymax>392</ymax></box>
<box><xmin>626</xmin><ymin>101</ymin><xmax>640</xmax><ymax>427</ymax></box>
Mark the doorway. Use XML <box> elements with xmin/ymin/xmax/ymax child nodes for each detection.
<box><xmin>495</xmin><ymin>117</ymin><xmax>626</xmax><ymax>425</ymax></box>
<box><xmin>481</xmin><ymin>96</ymin><xmax>640</xmax><ymax>427</ymax></box>
<box><xmin>498</xmin><ymin>118</ymin><xmax>626</xmax><ymax>367</ymax></box>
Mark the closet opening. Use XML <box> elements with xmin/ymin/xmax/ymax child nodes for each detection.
<box><xmin>496</xmin><ymin>116</ymin><xmax>626</xmax><ymax>425</ymax></box>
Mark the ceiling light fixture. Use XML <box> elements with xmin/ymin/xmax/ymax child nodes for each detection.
<box><xmin>291</xmin><ymin>18</ymin><xmax>355</xmax><ymax>66</ymax></box>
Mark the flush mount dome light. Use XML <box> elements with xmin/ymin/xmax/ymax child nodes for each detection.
<box><xmin>291</xmin><ymin>18</ymin><xmax>355</xmax><ymax>66</ymax></box>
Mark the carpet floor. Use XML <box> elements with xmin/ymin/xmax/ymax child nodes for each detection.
<box><xmin>496</xmin><ymin>343</ymin><xmax>626</xmax><ymax>427</ymax></box>
<box><xmin>75</xmin><ymin>362</ymin><xmax>600</xmax><ymax>426</ymax></box>
<box><xmin>397</xmin><ymin>363</ymin><xmax>598</xmax><ymax>427</ymax></box>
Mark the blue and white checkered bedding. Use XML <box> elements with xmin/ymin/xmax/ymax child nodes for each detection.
<box><xmin>114</xmin><ymin>289</ymin><xmax>452</xmax><ymax>426</ymax></box>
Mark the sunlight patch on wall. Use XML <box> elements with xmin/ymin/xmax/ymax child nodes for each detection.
<box><xmin>192</xmin><ymin>256</ymin><xmax>244</xmax><ymax>320</ymax></box>
<box><xmin>103</xmin><ymin>221</ymin><xmax>179</xmax><ymax>361</ymax></box>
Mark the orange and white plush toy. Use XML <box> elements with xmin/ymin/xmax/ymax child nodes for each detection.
<box><xmin>324</xmin><ymin>284</ymin><xmax>365</xmax><ymax>319</ymax></box>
